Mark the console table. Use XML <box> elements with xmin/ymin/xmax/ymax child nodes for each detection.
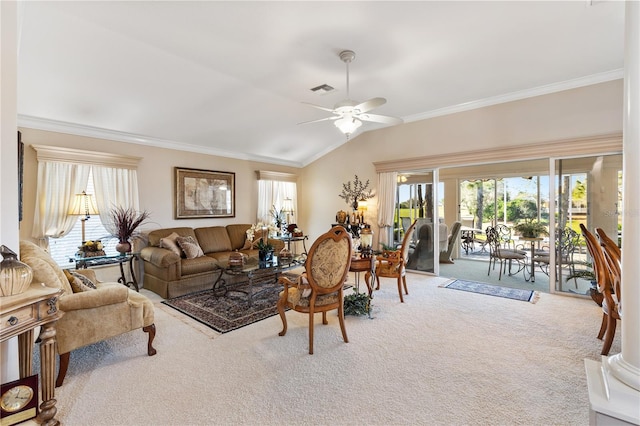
<box><xmin>1</xmin><ymin>284</ymin><xmax>63</xmax><ymax>426</ymax></box>
<box><xmin>70</xmin><ymin>252</ymin><xmax>140</xmax><ymax>291</ymax></box>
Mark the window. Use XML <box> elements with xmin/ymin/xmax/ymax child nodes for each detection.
<box><xmin>256</xmin><ymin>171</ymin><xmax>297</xmax><ymax>227</ymax></box>
<box><xmin>48</xmin><ymin>171</ymin><xmax>117</xmax><ymax>267</ymax></box>
<box><xmin>31</xmin><ymin>145</ymin><xmax>142</xmax><ymax>267</ymax></box>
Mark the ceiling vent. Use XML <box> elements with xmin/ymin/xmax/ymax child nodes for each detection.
<box><xmin>310</xmin><ymin>84</ymin><xmax>335</xmax><ymax>94</ymax></box>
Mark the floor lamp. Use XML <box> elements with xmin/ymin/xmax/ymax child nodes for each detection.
<box><xmin>68</xmin><ymin>191</ymin><xmax>99</xmax><ymax>243</ymax></box>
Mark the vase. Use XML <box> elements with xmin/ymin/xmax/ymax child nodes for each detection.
<box><xmin>259</xmin><ymin>250</ymin><xmax>273</xmax><ymax>263</ymax></box>
<box><xmin>0</xmin><ymin>245</ymin><xmax>33</xmax><ymax>297</ymax></box>
<box><xmin>115</xmin><ymin>241</ymin><xmax>132</xmax><ymax>254</ymax></box>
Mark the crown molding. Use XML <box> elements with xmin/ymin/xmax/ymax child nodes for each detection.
<box><xmin>17</xmin><ymin>115</ymin><xmax>304</xmax><ymax>168</ymax></box>
<box><xmin>403</xmin><ymin>69</ymin><xmax>624</xmax><ymax>123</ymax></box>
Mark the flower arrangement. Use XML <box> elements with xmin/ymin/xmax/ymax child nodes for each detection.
<box><xmin>246</xmin><ymin>222</ymin><xmax>279</xmax><ymax>241</ymax></box>
<box><xmin>78</xmin><ymin>240</ymin><xmax>105</xmax><ymax>257</ymax></box>
<box><xmin>270</xmin><ymin>205</ymin><xmax>286</xmax><ymax>229</ymax></box>
<box><xmin>110</xmin><ymin>206</ymin><xmax>150</xmax><ymax>243</ymax></box>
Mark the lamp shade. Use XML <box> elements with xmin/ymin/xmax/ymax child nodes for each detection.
<box><xmin>68</xmin><ymin>191</ymin><xmax>99</xmax><ymax>218</ymax></box>
<box><xmin>334</xmin><ymin>116</ymin><xmax>362</xmax><ymax>136</ymax></box>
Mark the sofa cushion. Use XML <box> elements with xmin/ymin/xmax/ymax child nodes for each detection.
<box><xmin>147</xmin><ymin>227</ymin><xmax>197</xmax><ymax>247</ymax></box>
<box><xmin>70</xmin><ymin>271</ymin><xmax>97</xmax><ymax>290</ymax></box>
<box><xmin>176</xmin><ymin>235</ymin><xmax>204</xmax><ymax>259</ymax></box>
<box><xmin>19</xmin><ymin>240</ymin><xmax>72</xmax><ymax>295</ymax></box>
<box><xmin>159</xmin><ymin>232</ymin><xmax>182</xmax><ymax>257</ymax></box>
<box><xmin>181</xmin><ymin>256</ymin><xmax>219</xmax><ymax>276</ymax></box>
<box><xmin>69</xmin><ymin>276</ymin><xmax>96</xmax><ymax>293</ymax></box>
<box><xmin>226</xmin><ymin>224</ymin><xmax>252</xmax><ymax>250</ymax></box>
<box><xmin>195</xmin><ymin>227</ymin><xmax>232</xmax><ymax>253</ymax></box>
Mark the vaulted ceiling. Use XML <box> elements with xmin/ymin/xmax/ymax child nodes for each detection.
<box><xmin>17</xmin><ymin>1</ymin><xmax>625</xmax><ymax>167</ymax></box>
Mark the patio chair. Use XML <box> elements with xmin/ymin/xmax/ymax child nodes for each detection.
<box><xmin>485</xmin><ymin>226</ymin><xmax>526</xmax><ymax>280</ymax></box>
<box><xmin>440</xmin><ymin>221</ymin><xmax>462</xmax><ymax>263</ymax></box>
<box><xmin>276</xmin><ymin>225</ymin><xmax>352</xmax><ymax>354</ymax></box>
<box><xmin>533</xmin><ymin>228</ymin><xmax>581</xmax><ymax>286</ymax></box>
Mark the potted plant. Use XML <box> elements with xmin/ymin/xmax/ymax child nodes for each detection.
<box><xmin>255</xmin><ymin>238</ymin><xmax>274</xmax><ymax>263</ymax></box>
<box><xmin>343</xmin><ymin>292</ymin><xmax>372</xmax><ymax>317</ymax></box>
<box><xmin>513</xmin><ymin>220</ymin><xmax>548</xmax><ymax>238</ymax></box>
<box><xmin>110</xmin><ymin>206</ymin><xmax>150</xmax><ymax>254</ymax></box>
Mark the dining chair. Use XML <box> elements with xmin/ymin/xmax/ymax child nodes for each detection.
<box><xmin>375</xmin><ymin>220</ymin><xmax>417</xmax><ymax>302</ymax></box>
<box><xmin>580</xmin><ymin>224</ymin><xmax>620</xmax><ymax>356</ymax></box>
<box><xmin>533</xmin><ymin>228</ymin><xmax>581</xmax><ymax>286</ymax></box>
<box><xmin>486</xmin><ymin>226</ymin><xmax>526</xmax><ymax>280</ymax></box>
<box><xmin>276</xmin><ymin>225</ymin><xmax>352</xmax><ymax>354</ymax></box>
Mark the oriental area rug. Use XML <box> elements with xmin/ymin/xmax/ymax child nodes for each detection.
<box><xmin>162</xmin><ymin>280</ymin><xmax>286</xmax><ymax>333</ymax></box>
<box><xmin>441</xmin><ymin>279</ymin><xmax>539</xmax><ymax>304</ymax></box>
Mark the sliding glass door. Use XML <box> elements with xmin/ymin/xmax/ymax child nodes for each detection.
<box><xmin>552</xmin><ymin>154</ymin><xmax>622</xmax><ymax>295</ymax></box>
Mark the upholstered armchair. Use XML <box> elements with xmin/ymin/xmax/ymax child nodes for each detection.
<box><xmin>276</xmin><ymin>226</ymin><xmax>352</xmax><ymax>354</ymax></box>
<box><xmin>19</xmin><ymin>240</ymin><xmax>156</xmax><ymax>387</ymax></box>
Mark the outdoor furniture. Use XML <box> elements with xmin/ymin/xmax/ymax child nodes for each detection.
<box><xmin>485</xmin><ymin>226</ymin><xmax>526</xmax><ymax>280</ymax></box>
<box><xmin>533</xmin><ymin>228</ymin><xmax>581</xmax><ymax>286</ymax></box>
<box><xmin>276</xmin><ymin>226</ymin><xmax>352</xmax><ymax>354</ymax></box>
<box><xmin>377</xmin><ymin>220</ymin><xmax>417</xmax><ymax>302</ymax></box>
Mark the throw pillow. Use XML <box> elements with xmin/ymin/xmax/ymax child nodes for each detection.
<box><xmin>160</xmin><ymin>232</ymin><xmax>182</xmax><ymax>257</ymax></box>
<box><xmin>63</xmin><ymin>269</ymin><xmax>75</xmax><ymax>284</ymax></box>
<box><xmin>69</xmin><ymin>276</ymin><xmax>95</xmax><ymax>293</ymax></box>
<box><xmin>176</xmin><ymin>235</ymin><xmax>204</xmax><ymax>259</ymax></box>
<box><xmin>241</xmin><ymin>239</ymin><xmax>252</xmax><ymax>250</ymax></box>
<box><xmin>70</xmin><ymin>271</ymin><xmax>97</xmax><ymax>291</ymax></box>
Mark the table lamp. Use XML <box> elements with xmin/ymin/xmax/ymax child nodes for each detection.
<box><xmin>360</xmin><ymin>225</ymin><xmax>373</xmax><ymax>258</ymax></box>
<box><xmin>68</xmin><ymin>191</ymin><xmax>99</xmax><ymax>243</ymax></box>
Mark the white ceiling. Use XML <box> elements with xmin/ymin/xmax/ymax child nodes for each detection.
<box><xmin>17</xmin><ymin>1</ymin><xmax>625</xmax><ymax>168</ymax></box>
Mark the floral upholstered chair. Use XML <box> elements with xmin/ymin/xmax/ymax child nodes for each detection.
<box><xmin>276</xmin><ymin>226</ymin><xmax>352</xmax><ymax>354</ymax></box>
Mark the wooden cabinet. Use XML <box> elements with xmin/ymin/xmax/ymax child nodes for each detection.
<box><xmin>1</xmin><ymin>284</ymin><xmax>63</xmax><ymax>426</ymax></box>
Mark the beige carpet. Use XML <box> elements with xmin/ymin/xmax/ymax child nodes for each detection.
<box><xmin>47</xmin><ymin>273</ymin><xmax>619</xmax><ymax>425</ymax></box>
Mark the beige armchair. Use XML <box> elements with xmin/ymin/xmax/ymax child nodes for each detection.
<box><xmin>19</xmin><ymin>240</ymin><xmax>156</xmax><ymax>387</ymax></box>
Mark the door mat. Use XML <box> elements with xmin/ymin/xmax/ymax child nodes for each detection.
<box><xmin>440</xmin><ymin>279</ymin><xmax>539</xmax><ymax>303</ymax></box>
<box><xmin>162</xmin><ymin>280</ymin><xmax>286</xmax><ymax>333</ymax></box>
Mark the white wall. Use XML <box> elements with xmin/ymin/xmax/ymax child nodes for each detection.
<box><xmin>18</xmin><ymin>129</ymin><xmax>301</xmax><ymax>244</ymax></box>
<box><xmin>299</xmin><ymin>80</ymin><xmax>624</xmax><ymax>246</ymax></box>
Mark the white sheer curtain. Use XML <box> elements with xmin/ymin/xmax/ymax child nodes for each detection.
<box><xmin>92</xmin><ymin>166</ymin><xmax>140</xmax><ymax>235</ymax></box>
<box><xmin>32</xmin><ymin>161</ymin><xmax>91</xmax><ymax>246</ymax></box>
<box><xmin>257</xmin><ymin>180</ymin><xmax>297</xmax><ymax>225</ymax></box>
<box><xmin>376</xmin><ymin>171</ymin><xmax>398</xmax><ymax>246</ymax></box>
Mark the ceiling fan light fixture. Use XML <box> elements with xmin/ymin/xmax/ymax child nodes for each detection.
<box><xmin>334</xmin><ymin>116</ymin><xmax>362</xmax><ymax>136</ymax></box>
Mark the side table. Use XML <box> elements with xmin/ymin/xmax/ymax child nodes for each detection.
<box><xmin>71</xmin><ymin>253</ymin><xmax>140</xmax><ymax>291</ymax></box>
<box><xmin>1</xmin><ymin>284</ymin><xmax>63</xmax><ymax>426</ymax></box>
<box><xmin>349</xmin><ymin>255</ymin><xmax>376</xmax><ymax>298</ymax></box>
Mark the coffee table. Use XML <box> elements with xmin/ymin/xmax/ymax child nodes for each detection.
<box><xmin>211</xmin><ymin>255</ymin><xmax>303</xmax><ymax>306</ymax></box>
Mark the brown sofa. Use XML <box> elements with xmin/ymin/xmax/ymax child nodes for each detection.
<box><xmin>140</xmin><ymin>224</ymin><xmax>284</xmax><ymax>299</ymax></box>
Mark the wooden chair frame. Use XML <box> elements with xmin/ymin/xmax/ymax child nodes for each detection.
<box><xmin>375</xmin><ymin>220</ymin><xmax>417</xmax><ymax>303</ymax></box>
<box><xmin>277</xmin><ymin>226</ymin><xmax>352</xmax><ymax>354</ymax></box>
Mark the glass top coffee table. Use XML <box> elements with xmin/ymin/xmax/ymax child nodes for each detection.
<box><xmin>212</xmin><ymin>255</ymin><xmax>304</xmax><ymax>306</ymax></box>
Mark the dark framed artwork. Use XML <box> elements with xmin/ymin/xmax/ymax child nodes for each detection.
<box><xmin>18</xmin><ymin>131</ymin><xmax>24</xmax><ymax>222</ymax></box>
<box><xmin>175</xmin><ymin>167</ymin><xmax>235</xmax><ymax>219</ymax></box>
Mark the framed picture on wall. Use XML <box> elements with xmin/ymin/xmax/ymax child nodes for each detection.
<box><xmin>175</xmin><ymin>167</ymin><xmax>235</xmax><ymax>219</ymax></box>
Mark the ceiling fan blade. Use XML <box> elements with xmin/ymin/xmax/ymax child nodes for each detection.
<box><xmin>301</xmin><ymin>102</ymin><xmax>336</xmax><ymax>113</ymax></box>
<box><xmin>297</xmin><ymin>116</ymin><xmax>339</xmax><ymax>125</ymax></box>
<box><xmin>358</xmin><ymin>113</ymin><xmax>403</xmax><ymax>125</ymax></box>
<box><xmin>354</xmin><ymin>97</ymin><xmax>386</xmax><ymax>113</ymax></box>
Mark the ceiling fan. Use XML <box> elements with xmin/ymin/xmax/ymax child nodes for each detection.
<box><xmin>300</xmin><ymin>50</ymin><xmax>403</xmax><ymax>138</ymax></box>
